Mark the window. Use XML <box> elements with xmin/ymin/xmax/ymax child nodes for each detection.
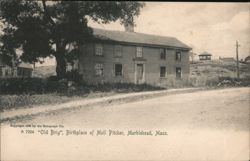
<box><xmin>176</xmin><ymin>67</ymin><xmax>182</xmax><ymax>79</ymax></box>
<box><xmin>160</xmin><ymin>66</ymin><xmax>166</xmax><ymax>78</ymax></box>
<box><xmin>94</xmin><ymin>63</ymin><xmax>104</xmax><ymax>76</ymax></box>
<box><xmin>114</xmin><ymin>45</ymin><xmax>122</xmax><ymax>57</ymax></box>
<box><xmin>136</xmin><ymin>47</ymin><xmax>143</xmax><ymax>57</ymax></box>
<box><xmin>5</xmin><ymin>69</ymin><xmax>9</xmax><ymax>76</ymax></box>
<box><xmin>160</xmin><ymin>49</ymin><xmax>166</xmax><ymax>60</ymax></box>
<box><xmin>17</xmin><ymin>68</ymin><xmax>22</xmax><ymax>76</ymax></box>
<box><xmin>176</xmin><ymin>51</ymin><xmax>181</xmax><ymax>61</ymax></box>
<box><xmin>115</xmin><ymin>64</ymin><xmax>122</xmax><ymax>76</ymax></box>
<box><xmin>95</xmin><ymin>44</ymin><xmax>103</xmax><ymax>56</ymax></box>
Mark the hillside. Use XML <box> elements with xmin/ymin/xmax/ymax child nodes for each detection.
<box><xmin>190</xmin><ymin>60</ymin><xmax>250</xmax><ymax>86</ymax></box>
<box><xmin>190</xmin><ymin>60</ymin><xmax>250</xmax><ymax>77</ymax></box>
<box><xmin>32</xmin><ymin>66</ymin><xmax>56</xmax><ymax>78</ymax></box>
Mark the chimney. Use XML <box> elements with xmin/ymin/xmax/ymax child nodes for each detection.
<box><xmin>124</xmin><ymin>24</ymin><xmax>134</xmax><ymax>32</ymax></box>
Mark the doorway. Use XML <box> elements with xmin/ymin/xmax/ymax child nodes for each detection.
<box><xmin>135</xmin><ymin>64</ymin><xmax>145</xmax><ymax>84</ymax></box>
<box><xmin>176</xmin><ymin>67</ymin><xmax>182</xmax><ymax>79</ymax></box>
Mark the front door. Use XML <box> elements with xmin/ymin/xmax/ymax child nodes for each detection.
<box><xmin>136</xmin><ymin>64</ymin><xmax>144</xmax><ymax>84</ymax></box>
<box><xmin>176</xmin><ymin>67</ymin><xmax>182</xmax><ymax>79</ymax></box>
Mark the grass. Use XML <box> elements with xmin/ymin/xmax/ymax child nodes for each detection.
<box><xmin>0</xmin><ymin>83</ymin><xmax>165</xmax><ymax>112</ymax></box>
<box><xmin>0</xmin><ymin>92</ymin><xmax>117</xmax><ymax>112</ymax></box>
<box><xmin>189</xmin><ymin>60</ymin><xmax>250</xmax><ymax>86</ymax></box>
<box><xmin>32</xmin><ymin>66</ymin><xmax>56</xmax><ymax>78</ymax></box>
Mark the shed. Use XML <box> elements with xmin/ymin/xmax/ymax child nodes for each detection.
<box><xmin>199</xmin><ymin>52</ymin><xmax>212</xmax><ymax>61</ymax></box>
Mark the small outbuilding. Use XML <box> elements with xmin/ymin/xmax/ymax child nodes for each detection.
<box><xmin>0</xmin><ymin>56</ymin><xmax>33</xmax><ymax>78</ymax></box>
<box><xmin>198</xmin><ymin>52</ymin><xmax>212</xmax><ymax>61</ymax></box>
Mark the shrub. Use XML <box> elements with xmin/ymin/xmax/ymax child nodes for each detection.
<box><xmin>217</xmin><ymin>76</ymin><xmax>250</xmax><ymax>87</ymax></box>
<box><xmin>0</xmin><ymin>78</ymin><xmax>46</xmax><ymax>94</ymax></box>
<box><xmin>65</xmin><ymin>70</ymin><xmax>83</xmax><ymax>84</ymax></box>
<box><xmin>0</xmin><ymin>77</ymin><xmax>68</xmax><ymax>94</ymax></box>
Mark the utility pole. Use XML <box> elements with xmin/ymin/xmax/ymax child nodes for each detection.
<box><xmin>236</xmin><ymin>40</ymin><xmax>240</xmax><ymax>79</ymax></box>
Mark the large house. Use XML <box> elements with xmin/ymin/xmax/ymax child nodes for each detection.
<box><xmin>77</xmin><ymin>27</ymin><xmax>191</xmax><ymax>86</ymax></box>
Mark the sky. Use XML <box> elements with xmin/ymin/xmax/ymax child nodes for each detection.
<box><xmin>0</xmin><ymin>2</ymin><xmax>249</xmax><ymax>66</ymax></box>
<box><xmin>89</xmin><ymin>2</ymin><xmax>249</xmax><ymax>60</ymax></box>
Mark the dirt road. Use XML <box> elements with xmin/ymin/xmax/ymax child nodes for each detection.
<box><xmin>1</xmin><ymin>87</ymin><xmax>249</xmax><ymax>160</ymax></box>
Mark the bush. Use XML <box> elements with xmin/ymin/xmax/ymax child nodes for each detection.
<box><xmin>88</xmin><ymin>83</ymin><xmax>164</xmax><ymax>93</ymax></box>
<box><xmin>0</xmin><ymin>78</ymin><xmax>46</xmax><ymax>94</ymax></box>
<box><xmin>217</xmin><ymin>76</ymin><xmax>250</xmax><ymax>87</ymax></box>
<box><xmin>65</xmin><ymin>70</ymin><xmax>82</xmax><ymax>84</ymax></box>
<box><xmin>0</xmin><ymin>77</ymin><xmax>68</xmax><ymax>94</ymax></box>
<box><xmin>0</xmin><ymin>77</ymin><xmax>165</xmax><ymax>95</ymax></box>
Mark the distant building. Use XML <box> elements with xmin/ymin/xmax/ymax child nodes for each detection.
<box><xmin>198</xmin><ymin>52</ymin><xmax>212</xmax><ymax>61</ymax></box>
<box><xmin>0</xmin><ymin>56</ymin><xmax>33</xmax><ymax>78</ymax></box>
<box><xmin>219</xmin><ymin>57</ymin><xmax>235</xmax><ymax>62</ymax></box>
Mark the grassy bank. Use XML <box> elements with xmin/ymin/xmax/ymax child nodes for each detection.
<box><xmin>0</xmin><ymin>80</ymin><xmax>164</xmax><ymax>112</ymax></box>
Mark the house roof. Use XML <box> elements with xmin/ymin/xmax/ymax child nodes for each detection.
<box><xmin>199</xmin><ymin>52</ymin><xmax>212</xmax><ymax>56</ymax></box>
<box><xmin>93</xmin><ymin>28</ymin><xmax>191</xmax><ymax>50</ymax></box>
<box><xmin>18</xmin><ymin>62</ymin><xmax>33</xmax><ymax>69</ymax></box>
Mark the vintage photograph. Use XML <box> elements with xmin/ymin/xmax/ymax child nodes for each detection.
<box><xmin>0</xmin><ymin>1</ymin><xmax>249</xmax><ymax>160</ymax></box>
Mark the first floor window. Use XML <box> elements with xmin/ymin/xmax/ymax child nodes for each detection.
<box><xmin>17</xmin><ymin>68</ymin><xmax>22</xmax><ymax>76</ymax></box>
<box><xmin>95</xmin><ymin>44</ymin><xmax>103</xmax><ymax>56</ymax></box>
<box><xmin>176</xmin><ymin>67</ymin><xmax>181</xmax><ymax>79</ymax></box>
<box><xmin>176</xmin><ymin>51</ymin><xmax>181</xmax><ymax>61</ymax></box>
<box><xmin>115</xmin><ymin>64</ymin><xmax>122</xmax><ymax>76</ymax></box>
<box><xmin>160</xmin><ymin>66</ymin><xmax>166</xmax><ymax>78</ymax></box>
<box><xmin>95</xmin><ymin>63</ymin><xmax>104</xmax><ymax>76</ymax></box>
<box><xmin>5</xmin><ymin>69</ymin><xmax>9</xmax><ymax>76</ymax></box>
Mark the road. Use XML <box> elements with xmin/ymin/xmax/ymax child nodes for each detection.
<box><xmin>1</xmin><ymin>87</ymin><xmax>249</xmax><ymax>160</ymax></box>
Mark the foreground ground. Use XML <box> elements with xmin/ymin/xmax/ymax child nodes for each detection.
<box><xmin>1</xmin><ymin>87</ymin><xmax>249</xmax><ymax>160</ymax></box>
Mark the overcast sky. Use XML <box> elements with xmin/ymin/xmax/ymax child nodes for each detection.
<box><xmin>1</xmin><ymin>2</ymin><xmax>249</xmax><ymax>66</ymax></box>
<box><xmin>89</xmin><ymin>2</ymin><xmax>249</xmax><ymax>60</ymax></box>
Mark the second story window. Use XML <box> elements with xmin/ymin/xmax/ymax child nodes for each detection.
<box><xmin>160</xmin><ymin>49</ymin><xmax>166</xmax><ymax>60</ymax></box>
<box><xmin>136</xmin><ymin>47</ymin><xmax>143</xmax><ymax>57</ymax></box>
<box><xmin>95</xmin><ymin>44</ymin><xmax>103</xmax><ymax>56</ymax></box>
<box><xmin>114</xmin><ymin>45</ymin><xmax>122</xmax><ymax>57</ymax></box>
<box><xmin>176</xmin><ymin>51</ymin><xmax>182</xmax><ymax>61</ymax></box>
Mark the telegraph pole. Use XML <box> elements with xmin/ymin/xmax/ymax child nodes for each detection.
<box><xmin>236</xmin><ymin>40</ymin><xmax>240</xmax><ymax>79</ymax></box>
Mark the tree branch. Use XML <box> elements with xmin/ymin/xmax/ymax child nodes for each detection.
<box><xmin>42</xmin><ymin>0</ymin><xmax>56</xmax><ymax>26</ymax></box>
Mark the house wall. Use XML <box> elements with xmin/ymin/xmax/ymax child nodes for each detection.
<box><xmin>78</xmin><ymin>43</ymin><xmax>190</xmax><ymax>87</ymax></box>
<box><xmin>17</xmin><ymin>67</ymin><xmax>33</xmax><ymax>77</ymax></box>
<box><xmin>199</xmin><ymin>55</ymin><xmax>212</xmax><ymax>61</ymax></box>
<box><xmin>0</xmin><ymin>66</ymin><xmax>13</xmax><ymax>78</ymax></box>
<box><xmin>0</xmin><ymin>66</ymin><xmax>32</xmax><ymax>78</ymax></box>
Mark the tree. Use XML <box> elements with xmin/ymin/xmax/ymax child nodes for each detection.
<box><xmin>0</xmin><ymin>0</ymin><xmax>145</xmax><ymax>78</ymax></box>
